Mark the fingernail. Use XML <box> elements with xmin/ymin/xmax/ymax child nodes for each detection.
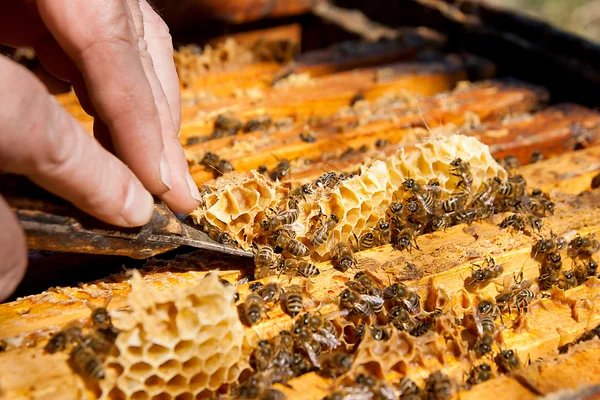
<box><xmin>122</xmin><ymin>180</ymin><xmax>154</xmax><ymax>226</ymax></box>
<box><xmin>186</xmin><ymin>171</ymin><xmax>202</xmax><ymax>203</ymax></box>
<box><xmin>160</xmin><ymin>153</ymin><xmax>173</xmax><ymax>191</ymax></box>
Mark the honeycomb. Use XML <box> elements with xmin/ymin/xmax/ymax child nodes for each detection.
<box><xmin>351</xmin><ymin>317</ymin><xmax>469</xmax><ymax>381</ymax></box>
<box><xmin>191</xmin><ymin>134</ymin><xmax>507</xmax><ymax>259</ymax></box>
<box><xmin>98</xmin><ymin>271</ymin><xmax>247</xmax><ymax>399</ymax></box>
<box><xmin>174</xmin><ymin>39</ymin><xmax>257</xmax><ymax>88</ymax></box>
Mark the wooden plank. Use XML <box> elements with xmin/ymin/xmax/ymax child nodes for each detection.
<box><xmin>286</xmin><ymin>104</ymin><xmax>600</xmax><ymax>182</ymax></box>
<box><xmin>186</xmin><ymin>81</ymin><xmax>545</xmax><ymax>182</ymax></box>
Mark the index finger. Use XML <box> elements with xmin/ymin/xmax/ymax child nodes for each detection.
<box><xmin>35</xmin><ymin>0</ymin><xmax>170</xmax><ymax>195</ymax></box>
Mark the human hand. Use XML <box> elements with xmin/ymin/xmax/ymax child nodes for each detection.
<box><xmin>0</xmin><ymin>0</ymin><xmax>201</xmax><ymax>300</ymax></box>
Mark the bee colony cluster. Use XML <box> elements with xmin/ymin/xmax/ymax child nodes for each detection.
<box><xmin>3</xmin><ymin>23</ymin><xmax>600</xmax><ymax>400</ymax></box>
<box><xmin>184</xmin><ymin>134</ymin><xmax>599</xmax><ymax>399</ymax></box>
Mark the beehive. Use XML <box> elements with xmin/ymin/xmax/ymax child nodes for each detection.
<box><xmin>3</xmin><ymin>3</ymin><xmax>600</xmax><ymax>399</ymax></box>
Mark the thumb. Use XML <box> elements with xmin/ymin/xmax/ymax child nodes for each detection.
<box><xmin>0</xmin><ymin>195</ymin><xmax>27</xmax><ymax>301</ymax></box>
<box><xmin>0</xmin><ymin>55</ymin><xmax>154</xmax><ymax>227</ymax></box>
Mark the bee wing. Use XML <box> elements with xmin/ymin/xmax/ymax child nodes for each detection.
<box><xmin>354</xmin><ymin>300</ymin><xmax>372</xmax><ymax>315</ymax></box>
<box><xmin>312</xmin><ymin>331</ymin><xmax>341</xmax><ymax>349</ymax></box>
<box><xmin>282</xmin><ymin>222</ymin><xmax>305</xmax><ymax>235</ymax></box>
<box><xmin>359</xmin><ymin>294</ymin><xmax>384</xmax><ymax>307</ymax></box>
<box><xmin>346</xmin><ymin>393</ymin><xmax>375</xmax><ymax>400</ymax></box>
<box><xmin>402</xmin><ymin>298</ymin><xmax>419</xmax><ymax>313</ymax></box>
<box><xmin>378</xmin><ymin>385</ymin><xmax>396</xmax><ymax>400</ymax></box>
<box><xmin>473</xmin><ymin>306</ymin><xmax>484</xmax><ymax>336</ymax></box>
<box><xmin>303</xmin><ymin>343</ymin><xmax>320</xmax><ymax>367</ymax></box>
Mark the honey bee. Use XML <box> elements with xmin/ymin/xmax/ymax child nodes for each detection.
<box><xmin>495</xmin><ymin>271</ymin><xmax>533</xmax><ymax>314</ymax></box>
<box><xmin>473</xmin><ymin>299</ymin><xmax>499</xmax><ymax>336</ymax></box>
<box><xmin>251</xmin><ymin>340</ymin><xmax>274</xmax><ymax>371</ymax></box>
<box><xmin>297</xmin><ymin>313</ymin><xmax>340</xmax><ymax>349</ymax></box>
<box><xmin>315</xmin><ymin>172</ymin><xmax>340</xmax><ymax>189</ymax></box>
<box><xmin>388</xmin><ymin>306</ymin><xmax>418</xmax><ymax>332</ymax></box>
<box><xmin>441</xmin><ymin>193</ymin><xmax>468</xmax><ymax>214</ymax></box>
<box><xmin>280</xmin><ymin>258</ymin><xmax>320</xmax><ymax>278</ymax></box>
<box><xmin>406</xmin><ymin>199</ymin><xmax>429</xmax><ymax>225</ymax></box>
<box><xmin>332</xmin><ymin>242</ymin><xmax>357</xmax><ymax>272</ymax></box>
<box><xmin>69</xmin><ymin>339</ymin><xmax>106</xmax><ymax>380</ymax></box>
<box><xmin>399</xmin><ymin>376</ymin><xmax>422</xmax><ymax>400</ymax></box>
<box><xmin>212</xmin><ymin>115</ymin><xmax>242</xmax><ymax>138</ymax></box>
<box><xmin>299</xmin><ymin>128</ymin><xmax>316</xmax><ymax>143</ymax></box>
<box><xmin>369</xmin><ymin>325</ymin><xmax>392</xmax><ymax>341</ymax></box>
<box><xmin>473</xmin><ymin>177</ymin><xmax>502</xmax><ymax>215</ymax></box>
<box><xmin>539</xmin><ymin>252</ymin><xmax>562</xmax><ymax>290</ymax></box>
<box><xmin>258</xmin><ymin>282</ymin><xmax>281</xmax><ymax>305</ymax></box>
<box><xmin>424</xmin><ymin>371</ymin><xmax>455</xmax><ymax>400</ymax></box>
<box><xmin>255</xmin><ymin>245</ymin><xmax>278</xmax><ymax>279</ymax></box>
<box><xmin>558</xmin><ymin>270</ymin><xmax>578</xmax><ymax>290</ymax></box>
<box><xmin>466</xmin><ymin>363</ymin><xmax>494</xmax><ymax>386</ymax></box>
<box><xmin>350</xmin><ymin>93</ymin><xmax>365</xmax><ymax>105</ymax></box>
<box><xmin>383</xmin><ymin>281</ymin><xmax>408</xmax><ymax>304</ymax></box>
<box><xmin>293</xmin><ymin>325</ymin><xmax>322</xmax><ymax>367</ymax></box>
<box><xmin>402</xmin><ymin>178</ymin><xmax>437</xmax><ymax>215</ymax></box>
<box><xmin>289</xmin><ymin>183</ymin><xmax>314</xmax><ymax>207</ymax></box>
<box><xmin>349</xmin><ymin>273</ymin><xmax>385</xmax><ymax>315</ymax></box>
<box><xmin>240</xmin><ymin>293</ymin><xmax>266</xmax><ymax>326</ymax></box>
<box><xmin>353</xmin><ymin>271</ymin><xmax>383</xmax><ymax>295</ymax></box>
<box><xmin>502</xmin><ymin>155</ymin><xmax>521</xmax><ymax>170</ymax></box>
<box><xmin>530</xmin><ymin>151</ymin><xmax>544</xmax><ymax>163</ymax></box>
<box><xmin>271</xmin><ymin>230</ymin><xmax>310</xmax><ymax>257</ymax></box>
<box><xmin>205</xmin><ymin>225</ymin><xmax>238</xmax><ymax>247</ymax></box>
<box><xmin>292</xmin><ymin>352</ymin><xmax>314</xmax><ymax>376</ymax></box>
<box><xmin>218</xmin><ymin>159</ymin><xmax>235</xmax><ymax>174</ymax></box>
<box><xmin>45</xmin><ymin>326</ymin><xmax>83</xmax><ymax>354</ymax></box>
<box><xmin>269</xmin><ymin>338</ymin><xmax>294</xmax><ymax>371</ymax></box>
<box><xmin>238</xmin><ymin>376</ymin><xmax>286</xmax><ymax>400</ymax></box>
<box><xmin>273</xmin><ymin>158</ymin><xmax>292</xmax><ymax>180</ymax></box>
<box><xmin>374</xmin><ymin>219</ymin><xmax>391</xmax><ymax>245</ymax></box>
<box><xmin>498</xmin><ymin>175</ymin><xmax>526</xmax><ymax>198</ymax></box>
<box><xmin>185</xmin><ymin>136</ymin><xmax>202</xmax><ymax>145</ymax></box>
<box><xmin>261</xmin><ymin>209</ymin><xmax>299</xmax><ymax>233</ymax></box>
<box><xmin>257</xmin><ymin>165</ymin><xmax>268</xmax><ymax>175</ymax></box>
<box><xmin>244</xmin><ymin>115</ymin><xmax>272</xmax><ymax>132</ymax></box>
<box><xmin>88</xmin><ymin>305</ymin><xmax>119</xmax><ymax>350</ymax></box>
<box><xmin>532</xmin><ymin>233</ymin><xmax>567</xmax><ymax>260</ymax></box>
<box><xmin>353</xmin><ymin>374</ymin><xmax>395</xmax><ymax>400</ymax></box>
<box><xmin>575</xmin><ymin>257</ymin><xmax>598</xmax><ymax>284</ymax></box>
<box><xmin>355</xmin><ymin>231</ymin><xmax>375</xmax><ymax>250</ymax></box>
<box><xmin>568</xmin><ymin>233</ymin><xmax>600</xmax><ymax>258</ymax></box>
<box><xmin>391</xmin><ymin>227</ymin><xmax>420</xmax><ymax>253</ymax></box>
<box><xmin>495</xmin><ymin>349</ymin><xmax>520</xmax><ymax>373</ymax></box>
<box><xmin>311</xmin><ymin>214</ymin><xmax>340</xmax><ymax>247</ymax></box>
<box><xmin>499</xmin><ymin>213</ymin><xmax>542</xmax><ymax>233</ymax></box>
<box><xmin>319</xmin><ymin>351</ymin><xmax>353</xmax><ymax>379</ymax></box>
<box><xmin>284</xmin><ymin>285</ymin><xmax>304</xmax><ymax>317</ymax></box>
<box><xmin>513</xmin><ymin>288</ymin><xmax>537</xmax><ymax>313</ymax></box>
<box><xmin>430</xmin><ymin>215</ymin><xmax>448</xmax><ymax>232</ymax></box>
<box><xmin>339</xmin><ymin>289</ymin><xmax>372</xmax><ymax>320</ymax></box>
<box><xmin>450</xmin><ymin>158</ymin><xmax>474</xmax><ymax>193</ymax></box>
<box><xmin>527</xmin><ymin>189</ymin><xmax>555</xmax><ymax>216</ymax></box>
<box><xmin>467</xmin><ymin>257</ymin><xmax>504</xmax><ymax>289</ymax></box>
<box><xmin>474</xmin><ymin>334</ymin><xmax>494</xmax><ymax>358</ymax></box>
<box><xmin>375</xmin><ymin>138</ymin><xmax>389</xmax><ymax>148</ymax></box>
<box><xmin>387</xmin><ymin>200</ymin><xmax>404</xmax><ymax>221</ymax></box>
<box><xmin>200</xmin><ymin>152</ymin><xmax>220</xmax><ymax>168</ymax></box>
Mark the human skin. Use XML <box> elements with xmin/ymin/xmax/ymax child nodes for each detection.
<box><xmin>0</xmin><ymin>0</ymin><xmax>201</xmax><ymax>300</ymax></box>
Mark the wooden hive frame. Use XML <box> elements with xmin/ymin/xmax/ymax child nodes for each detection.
<box><xmin>4</xmin><ymin>1</ymin><xmax>600</xmax><ymax>399</ymax></box>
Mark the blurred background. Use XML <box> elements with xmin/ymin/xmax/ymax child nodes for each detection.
<box><xmin>487</xmin><ymin>0</ymin><xmax>600</xmax><ymax>42</ymax></box>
